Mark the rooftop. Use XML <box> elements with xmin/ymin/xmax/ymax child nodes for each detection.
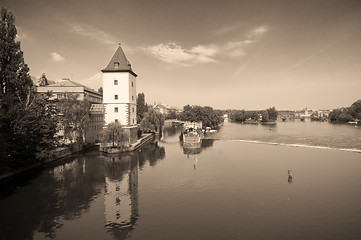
<box><xmin>42</xmin><ymin>78</ymin><xmax>102</xmax><ymax>96</ymax></box>
<box><xmin>101</xmin><ymin>45</ymin><xmax>137</xmax><ymax>77</ymax></box>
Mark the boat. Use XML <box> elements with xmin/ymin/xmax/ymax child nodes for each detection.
<box><xmin>182</xmin><ymin>122</ymin><xmax>203</xmax><ymax>149</ymax></box>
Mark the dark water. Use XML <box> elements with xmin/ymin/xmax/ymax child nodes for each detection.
<box><xmin>1</xmin><ymin>122</ymin><xmax>361</xmax><ymax>240</ymax></box>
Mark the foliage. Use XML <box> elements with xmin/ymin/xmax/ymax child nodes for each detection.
<box><xmin>0</xmin><ymin>7</ymin><xmax>58</xmax><ymax>171</ymax></box>
<box><xmin>229</xmin><ymin>110</ymin><xmax>259</xmax><ymax>122</ymax></box>
<box><xmin>329</xmin><ymin>100</ymin><xmax>361</xmax><ymax>123</ymax></box>
<box><xmin>165</xmin><ymin>109</ymin><xmax>177</xmax><ymax>120</ymax></box>
<box><xmin>100</xmin><ymin>122</ymin><xmax>129</xmax><ymax>148</ymax></box>
<box><xmin>229</xmin><ymin>107</ymin><xmax>277</xmax><ymax>123</ymax></box>
<box><xmin>262</xmin><ymin>107</ymin><xmax>278</xmax><ymax>122</ymax></box>
<box><xmin>0</xmin><ymin>7</ymin><xmax>33</xmax><ymax>101</ymax></box>
<box><xmin>55</xmin><ymin>94</ymin><xmax>91</xmax><ymax>147</ymax></box>
<box><xmin>140</xmin><ymin>108</ymin><xmax>164</xmax><ymax>132</ymax></box>
<box><xmin>178</xmin><ymin>105</ymin><xmax>223</xmax><ymax>128</ymax></box>
<box><xmin>37</xmin><ymin>73</ymin><xmax>49</xmax><ymax>86</ymax></box>
<box><xmin>348</xmin><ymin>100</ymin><xmax>361</xmax><ymax>120</ymax></box>
<box><xmin>136</xmin><ymin>92</ymin><xmax>147</xmax><ymax>123</ymax></box>
<box><xmin>6</xmin><ymin>96</ymin><xmax>58</xmax><ymax>162</ymax></box>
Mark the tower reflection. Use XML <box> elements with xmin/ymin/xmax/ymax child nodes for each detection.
<box><xmin>101</xmin><ymin>141</ymin><xmax>165</xmax><ymax>238</ymax></box>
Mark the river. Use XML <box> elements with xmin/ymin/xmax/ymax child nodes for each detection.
<box><xmin>1</xmin><ymin>121</ymin><xmax>361</xmax><ymax>240</ymax></box>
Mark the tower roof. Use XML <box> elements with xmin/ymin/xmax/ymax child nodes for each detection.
<box><xmin>101</xmin><ymin>45</ymin><xmax>137</xmax><ymax>77</ymax></box>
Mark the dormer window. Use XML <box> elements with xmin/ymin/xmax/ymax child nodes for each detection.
<box><xmin>114</xmin><ymin>62</ymin><xmax>119</xmax><ymax>68</ymax></box>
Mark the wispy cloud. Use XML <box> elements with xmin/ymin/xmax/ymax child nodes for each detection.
<box><xmin>50</xmin><ymin>52</ymin><xmax>65</xmax><ymax>62</ymax></box>
<box><xmin>143</xmin><ymin>43</ymin><xmax>218</xmax><ymax>65</ymax></box>
<box><xmin>214</xmin><ymin>24</ymin><xmax>243</xmax><ymax>36</ymax></box>
<box><xmin>230</xmin><ymin>26</ymin><xmax>270</xmax><ymax>77</ymax></box>
<box><xmin>65</xmin><ymin>22</ymin><xmax>116</xmax><ymax>46</ymax></box>
<box><xmin>80</xmin><ymin>73</ymin><xmax>102</xmax><ymax>90</ymax></box>
<box><xmin>143</xmin><ymin>25</ymin><xmax>270</xmax><ymax>66</ymax></box>
<box><xmin>280</xmin><ymin>35</ymin><xmax>349</xmax><ymax>74</ymax></box>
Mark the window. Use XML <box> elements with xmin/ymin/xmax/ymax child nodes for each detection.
<box><xmin>114</xmin><ymin>95</ymin><xmax>118</xmax><ymax>100</ymax></box>
<box><xmin>114</xmin><ymin>62</ymin><xmax>119</xmax><ymax>68</ymax></box>
<box><xmin>132</xmin><ymin>96</ymin><xmax>134</xmax><ymax>101</ymax></box>
<box><xmin>115</xmin><ymin>119</ymin><xmax>118</xmax><ymax>123</ymax></box>
<box><xmin>115</xmin><ymin>107</ymin><xmax>118</xmax><ymax>113</ymax></box>
<box><xmin>132</xmin><ymin>107</ymin><xmax>134</xmax><ymax>113</ymax></box>
<box><xmin>133</xmin><ymin>119</ymin><xmax>134</xmax><ymax>124</ymax></box>
<box><xmin>132</xmin><ymin>82</ymin><xmax>133</xmax><ymax>87</ymax></box>
<box><xmin>114</xmin><ymin>79</ymin><xmax>118</xmax><ymax>85</ymax></box>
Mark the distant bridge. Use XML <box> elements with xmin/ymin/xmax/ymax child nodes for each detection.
<box><xmin>164</xmin><ymin>119</ymin><xmax>184</xmax><ymax>127</ymax></box>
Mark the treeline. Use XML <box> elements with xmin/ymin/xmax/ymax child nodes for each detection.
<box><xmin>228</xmin><ymin>107</ymin><xmax>278</xmax><ymax>123</ymax></box>
<box><xmin>329</xmin><ymin>100</ymin><xmax>361</xmax><ymax>123</ymax></box>
<box><xmin>178</xmin><ymin>105</ymin><xmax>224</xmax><ymax>129</ymax></box>
<box><xmin>1</xmin><ymin>8</ymin><xmax>58</xmax><ymax>173</ymax></box>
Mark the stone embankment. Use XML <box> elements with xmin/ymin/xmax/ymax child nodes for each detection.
<box><xmin>99</xmin><ymin>133</ymin><xmax>155</xmax><ymax>153</ymax></box>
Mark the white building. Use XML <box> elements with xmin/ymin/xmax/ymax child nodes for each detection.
<box><xmin>102</xmin><ymin>45</ymin><xmax>137</xmax><ymax>126</ymax></box>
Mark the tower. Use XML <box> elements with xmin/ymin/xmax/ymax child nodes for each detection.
<box><xmin>102</xmin><ymin>45</ymin><xmax>137</xmax><ymax>126</ymax></box>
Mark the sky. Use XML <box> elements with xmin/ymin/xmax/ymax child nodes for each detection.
<box><xmin>2</xmin><ymin>0</ymin><xmax>361</xmax><ymax>110</ymax></box>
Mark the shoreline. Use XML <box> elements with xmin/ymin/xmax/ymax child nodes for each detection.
<box><xmin>0</xmin><ymin>134</ymin><xmax>155</xmax><ymax>182</ymax></box>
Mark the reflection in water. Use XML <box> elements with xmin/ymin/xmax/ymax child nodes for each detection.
<box><xmin>288</xmin><ymin>176</ymin><xmax>293</xmax><ymax>183</ymax></box>
<box><xmin>102</xmin><ymin>153</ymin><xmax>139</xmax><ymax>239</ymax></box>
<box><xmin>101</xmin><ymin>142</ymin><xmax>165</xmax><ymax>239</ymax></box>
<box><xmin>0</xmin><ymin>141</ymin><xmax>165</xmax><ymax>240</ymax></box>
<box><xmin>181</xmin><ymin>135</ymin><xmax>215</xmax><ymax>170</ymax></box>
<box><xmin>288</xmin><ymin>169</ymin><xmax>293</xmax><ymax>183</ymax></box>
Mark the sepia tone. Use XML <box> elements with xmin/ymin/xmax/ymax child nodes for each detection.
<box><xmin>1</xmin><ymin>1</ymin><xmax>361</xmax><ymax>240</ymax></box>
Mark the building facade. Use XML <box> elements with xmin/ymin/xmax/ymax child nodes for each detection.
<box><xmin>37</xmin><ymin>79</ymin><xmax>104</xmax><ymax>145</ymax></box>
<box><xmin>36</xmin><ymin>78</ymin><xmax>103</xmax><ymax>104</ymax></box>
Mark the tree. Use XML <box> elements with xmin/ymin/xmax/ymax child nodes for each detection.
<box><xmin>101</xmin><ymin>122</ymin><xmax>128</xmax><ymax>148</ymax></box>
<box><xmin>37</xmin><ymin>73</ymin><xmax>49</xmax><ymax>86</ymax></box>
<box><xmin>178</xmin><ymin>105</ymin><xmax>223</xmax><ymax>128</ymax></box>
<box><xmin>136</xmin><ymin>92</ymin><xmax>147</xmax><ymax>123</ymax></box>
<box><xmin>349</xmin><ymin>100</ymin><xmax>361</xmax><ymax>120</ymax></box>
<box><xmin>55</xmin><ymin>94</ymin><xmax>90</xmax><ymax>148</ymax></box>
<box><xmin>0</xmin><ymin>7</ymin><xmax>57</xmax><ymax>170</ymax></box>
<box><xmin>267</xmin><ymin>107</ymin><xmax>278</xmax><ymax>121</ymax></box>
<box><xmin>261</xmin><ymin>107</ymin><xmax>278</xmax><ymax>122</ymax></box>
<box><xmin>329</xmin><ymin>100</ymin><xmax>361</xmax><ymax>123</ymax></box>
<box><xmin>140</xmin><ymin>109</ymin><xmax>164</xmax><ymax>132</ymax></box>
<box><xmin>0</xmin><ymin>7</ymin><xmax>33</xmax><ymax>101</ymax></box>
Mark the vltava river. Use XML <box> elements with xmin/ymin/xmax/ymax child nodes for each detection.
<box><xmin>1</xmin><ymin>121</ymin><xmax>361</xmax><ymax>240</ymax></box>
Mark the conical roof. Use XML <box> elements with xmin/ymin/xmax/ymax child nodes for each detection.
<box><xmin>101</xmin><ymin>45</ymin><xmax>137</xmax><ymax>77</ymax></box>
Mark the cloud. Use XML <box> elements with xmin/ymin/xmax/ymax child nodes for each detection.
<box><xmin>214</xmin><ymin>24</ymin><xmax>242</xmax><ymax>36</ymax></box>
<box><xmin>143</xmin><ymin>43</ymin><xmax>218</xmax><ymax>65</ymax></box>
<box><xmin>80</xmin><ymin>73</ymin><xmax>102</xmax><ymax>90</ymax></box>
<box><xmin>143</xmin><ymin>25</ymin><xmax>270</xmax><ymax>66</ymax></box>
<box><xmin>50</xmin><ymin>52</ymin><xmax>65</xmax><ymax>62</ymax></box>
<box><xmin>66</xmin><ymin>22</ymin><xmax>116</xmax><ymax>46</ymax></box>
<box><xmin>249</xmin><ymin>26</ymin><xmax>269</xmax><ymax>37</ymax></box>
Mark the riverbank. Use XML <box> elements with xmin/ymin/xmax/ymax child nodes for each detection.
<box><xmin>1</xmin><ymin>134</ymin><xmax>156</xmax><ymax>182</ymax></box>
<box><xmin>0</xmin><ymin>144</ymin><xmax>96</xmax><ymax>182</ymax></box>
<box><xmin>99</xmin><ymin>133</ymin><xmax>155</xmax><ymax>153</ymax></box>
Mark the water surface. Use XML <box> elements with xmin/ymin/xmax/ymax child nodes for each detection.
<box><xmin>1</xmin><ymin>122</ymin><xmax>361</xmax><ymax>240</ymax></box>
